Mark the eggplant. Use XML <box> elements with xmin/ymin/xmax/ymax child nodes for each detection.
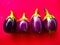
<box><xmin>43</xmin><ymin>8</ymin><xmax>57</xmax><ymax>32</ymax></box>
<box><xmin>3</xmin><ymin>11</ymin><xmax>17</xmax><ymax>33</ymax></box>
<box><xmin>17</xmin><ymin>13</ymin><xmax>30</xmax><ymax>32</ymax></box>
<box><xmin>31</xmin><ymin>8</ymin><xmax>43</xmax><ymax>33</ymax></box>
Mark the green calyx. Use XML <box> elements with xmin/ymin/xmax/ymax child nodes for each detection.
<box><xmin>20</xmin><ymin>13</ymin><xmax>28</xmax><ymax>21</ymax></box>
<box><xmin>33</xmin><ymin>8</ymin><xmax>40</xmax><ymax>17</ymax></box>
<box><xmin>7</xmin><ymin>10</ymin><xmax>15</xmax><ymax>21</ymax></box>
<box><xmin>44</xmin><ymin>8</ymin><xmax>55</xmax><ymax>20</ymax></box>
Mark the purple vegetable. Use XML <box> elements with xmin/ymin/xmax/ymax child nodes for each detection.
<box><xmin>31</xmin><ymin>8</ymin><xmax>43</xmax><ymax>33</ymax></box>
<box><xmin>3</xmin><ymin>11</ymin><xmax>17</xmax><ymax>33</ymax></box>
<box><xmin>43</xmin><ymin>8</ymin><xmax>57</xmax><ymax>32</ymax></box>
<box><xmin>17</xmin><ymin>13</ymin><xmax>30</xmax><ymax>32</ymax></box>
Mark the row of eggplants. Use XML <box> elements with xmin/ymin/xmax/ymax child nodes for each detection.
<box><xmin>3</xmin><ymin>8</ymin><xmax>57</xmax><ymax>33</ymax></box>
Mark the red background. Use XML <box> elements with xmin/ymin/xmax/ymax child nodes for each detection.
<box><xmin>0</xmin><ymin>0</ymin><xmax>60</xmax><ymax>45</ymax></box>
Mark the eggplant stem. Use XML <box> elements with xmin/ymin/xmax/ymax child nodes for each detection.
<box><xmin>10</xmin><ymin>11</ymin><xmax>14</xmax><ymax>18</ymax></box>
<box><xmin>10</xmin><ymin>10</ymin><xmax>15</xmax><ymax>21</ymax></box>
<box><xmin>22</xmin><ymin>13</ymin><xmax>26</xmax><ymax>19</ymax></box>
<box><xmin>44</xmin><ymin>8</ymin><xmax>49</xmax><ymax>16</ymax></box>
<box><xmin>35</xmin><ymin>8</ymin><xmax>38</xmax><ymax>15</ymax></box>
<box><xmin>33</xmin><ymin>8</ymin><xmax>40</xmax><ymax>17</ymax></box>
<box><xmin>44</xmin><ymin>8</ymin><xmax>55</xmax><ymax>20</ymax></box>
<box><xmin>20</xmin><ymin>12</ymin><xmax>28</xmax><ymax>20</ymax></box>
<box><xmin>6</xmin><ymin>10</ymin><xmax>15</xmax><ymax>21</ymax></box>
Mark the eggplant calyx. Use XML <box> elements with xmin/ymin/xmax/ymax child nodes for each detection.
<box><xmin>44</xmin><ymin>8</ymin><xmax>55</xmax><ymax>20</ymax></box>
<box><xmin>33</xmin><ymin>8</ymin><xmax>40</xmax><ymax>17</ymax></box>
<box><xmin>7</xmin><ymin>10</ymin><xmax>15</xmax><ymax>21</ymax></box>
<box><xmin>20</xmin><ymin>13</ymin><xmax>28</xmax><ymax>21</ymax></box>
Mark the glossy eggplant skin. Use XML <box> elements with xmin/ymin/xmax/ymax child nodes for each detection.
<box><xmin>43</xmin><ymin>8</ymin><xmax>57</xmax><ymax>32</ymax></box>
<box><xmin>43</xmin><ymin>18</ymin><xmax>57</xmax><ymax>32</ymax></box>
<box><xmin>3</xmin><ymin>18</ymin><xmax>17</xmax><ymax>33</ymax></box>
<box><xmin>31</xmin><ymin>16</ymin><xmax>42</xmax><ymax>33</ymax></box>
<box><xmin>17</xmin><ymin>20</ymin><xmax>30</xmax><ymax>32</ymax></box>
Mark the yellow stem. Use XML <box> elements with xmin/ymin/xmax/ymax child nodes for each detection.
<box><xmin>33</xmin><ymin>8</ymin><xmax>40</xmax><ymax>17</ymax></box>
<box><xmin>10</xmin><ymin>10</ymin><xmax>14</xmax><ymax>18</ymax></box>
<box><xmin>44</xmin><ymin>8</ymin><xmax>49</xmax><ymax>16</ymax></box>
<box><xmin>22</xmin><ymin>13</ymin><xmax>26</xmax><ymax>19</ymax></box>
<box><xmin>20</xmin><ymin>12</ymin><xmax>28</xmax><ymax>20</ymax></box>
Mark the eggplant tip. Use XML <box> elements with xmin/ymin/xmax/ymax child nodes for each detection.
<box><xmin>22</xmin><ymin>12</ymin><xmax>26</xmax><ymax>18</ymax></box>
<box><xmin>44</xmin><ymin>8</ymin><xmax>55</xmax><ymax>20</ymax></box>
<box><xmin>33</xmin><ymin>8</ymin><xmax>40</xmax><ymax>17</ymax></box>
<box><xmin>20</xmin><ymin>12</ymin><xmax>28</xmax><ymax>20</ymax></box>
<box><xmin>10</xmin><ymin>10</ymin><xmax>14</xmax><ymax>16</ymax></box>
<box><xmin>44</xmin><ymin>8</ymin><xmax>48</xmax><ymax>13</ymax></box>
<box><xmin>35</xmin><ymin>8</ymin><xmax>38</xmax><ymax>14</ymax></box>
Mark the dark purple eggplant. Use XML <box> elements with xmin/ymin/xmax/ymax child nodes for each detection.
<box><xmin>3</xmin><ymin>11</ymin><xmax>17</xmax><ymax>33</ymax></box>
<box><xmin>43</xmin><ymin>8</ymin><xmax>57</xmax><ymax>32</ymax></box>
<box><xmin>17</xmin><ymin>13</ymin><xmax>30</xmax><ymax>32</ymax></box>
<box><xmin>31</xmin><ymin>8</ymin><xmax>43</xmax><ymax>33</ymax></box>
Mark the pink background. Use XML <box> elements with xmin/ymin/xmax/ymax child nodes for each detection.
<box><xmin>0</xmin><ymin>0</ymin><xmax>60</xmax><ymax>45</ymax></box>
